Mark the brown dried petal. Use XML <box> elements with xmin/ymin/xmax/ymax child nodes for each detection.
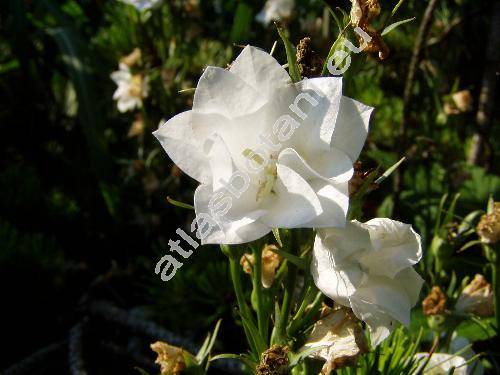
<box><xmin>256</xmin><ymin>345</ymin><xmax>289</xmax><ymax>375</ymax></box>
<box><xmin>477</xmin><ymin>203</ymin><xmax>500</xmax><ymax>244</ymax></box>
<box><xmin>422</xmin><ymin>286</ymin><xmax>447</xmax><ymax>316</ymax></box>
<box><xmin>303</xmin><ymin>307</ymin><xmax>367</xmax><ymax>374</ymax></box>
<box><xmin>120</xmin><ymin>48</ymin><xmax>142</xmax><ymax>68</ymax></box>
<box><xmin>151</xmin><ymin>341</ymin><xmax>191</xmax><ymax>375</ymax></box>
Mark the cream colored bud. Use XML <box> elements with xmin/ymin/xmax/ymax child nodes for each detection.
<box><xmin>120</xmin><ymin>48</ymin><xmax>142</xmax><ymax>68</ymax></box>
<box><xmin>477</xmin><ymin>202</ymin><xmax>500</xmax><ymax>244</ymax></box>
<box><xmin>240</xmin><ymin>245</ymin><xmax>282</xmax><ymax>288</ymax></box>
<box><xmin>455</xmin><ymin>274</ymin><xmax>494</xmax><ymax>317</ymax></box>
<box><xmin>150</xmin><ymin>341</ymin><xmax>194</xmax><ymax>375</ymax></box>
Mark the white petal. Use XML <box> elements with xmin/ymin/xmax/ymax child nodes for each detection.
<box><xmin>278</xmin><ymin>147</ymin><xmax>353</xmax><ymax>184</ymax></box>
<box><xmin>331</xmin><ymin>96</ymin><xmax>373</xmax><ymax>162</ymax></box>
<box><xmin>395</xmin><ymin>267</ymin><xmax>424</xmax><ymax>307</ymax></box>
<box><xmin>294</xmin><ymin>77</ymin><xmax>343</xmax><ymax>151</ymax></box>
<box><xmin>304</xmin><ymin>179</ymin><xmax>349</xmax><ymax>228</ymax></box>
<box><xmin>414</xmin><ymin>353</ymin><xmax>469</xmax><ymax>375</ymax></box>
<box><xmin>260</xmin><ymin>163</ymin><xmax>322</xmax><ymax>228</ymax></box>
<box><xmin>117</xmin><ymin>97</ymin><xmax>139</xmax><ymax>113</ymax></box>
<box><xmin>193</xmin><ymin>184</ymin><xmax>270</xmax><ymax>244</ymax></box>
<box><xmin>311</xmin><ymin>253</ymin><xmax>364</xmax><ymax>307</ymax></box>
<box><xmin>153</xmin><ymin>111</ymin><xmax>212</xmax><ymax>184</ymax></box>
<box><xmin>315</xmin><ymin>221</ymin><xmax>371</xmax><ymax>265</ymax></box>
<box><xmin>193</xmin><ymin>67</ymin><xmax>267</xmax><ymax>118</ymax></box>
<box><xmin>350</xmin><ymin>276</ymin><xmax>412</xmax><ymax>328</ymax></box>
<box><xmin>360</xmin><ymin>218</ymin><xmax>423</xmax><ymax>278</ymax></box>
<box><xmin>229</xmin><ymin>45</ymin><xmax>291</xmax><ymax>99</ymax></box>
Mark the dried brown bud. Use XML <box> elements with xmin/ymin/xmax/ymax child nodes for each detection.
<box><xmin>256</xmin><ymin>345</ymin><xmax>289</xmax><ymax>375</ymax></box>
<box><xmin>128</xmin><ymin>113</ymin><xmax>145</xmax><ymax>138</ymax></box>
<box><xmin>240</xmin><ymin>245</ymin><xmax>282</xmax><ymax>288</ymax></box>
<box><xmin>151</xmin><ymin>341</ymin><xmax>193</xmax><ymax>375</ymax></box>
<box><xmin>477</xmin><ymin>202</ymin><xmax>500</xmax><ymax>244</ymax></box>
<box><xmin>348</xmin><ymin>162</ymin><xmax>377</xmax><ymax>196</ymax></box>
<box><xmin>120</xmin><ymin>48</ymin><xmax>142</xmax><ymax>68</ymax></box>
<box><xmin>455</xmin><ymin>274</ymin><xmax>494</xmax><ymax>317</ymax></box>
<box><xmin>350</xmin><ymin>0</ymin><xmax>389</xmax><ymax>60</ymax></box>
<box><xmin>422</xmin><ymin>286</ymin><xmax>447</xmax><ymax>316</ymax></box>
<box><xmin>303</xmin><ymin>306</ymin><xmax>367</xmax><ymax>374</ymax></box>
<box><xmin>296</xmin><ymin>37</ymin><xmax>324</xmax><ymax>78</ymax></box>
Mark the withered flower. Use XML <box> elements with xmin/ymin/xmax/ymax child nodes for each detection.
<box><xmin>477</xmin><ymin>202</ymin><xmax>500</xmax><ymax>244</ymax></box>
<box><xmin>303</xmin><ymin>306</ymin><xmax>367</xmax><ymax>374</ymax></box>
<box><xmin>151</xmin><ymin>341</ymin><xmax>194</xmax><ymax>375</ymax></box>
<box><xmin>128</xmin><ymin>113</ymin><xmax>145</xmax><ymax>138</ymax></box>
<box><xmin>240</xmin><ymin>245</ymin><xmax>282</xmax><ymax>288</ymax></box>
<box><xmin>422</xmin><ymin>286</ymin><xmax>447</xmax><ymax>316</ymax></box>
<box><xmin>296</xmin><ymin>37</ymin><xmax>324</xmax><ymax>78</ymax></box>
<box><xmin>256</xmin><ymin>345</ymin><xmax>289</xmax><ymax>375</ymax></box>
<box><xmin>455</xmin><ymin>274</ymin><xmax>494</xmax><ymax>317</ymax></box>
<box><xmin>349</xmin><ymin>0</ymin><xmax>389</xmax><ymax>60</ymax></box>
<box><xmin>120</xmin><ymin>48</ymin><xmax>142</xmax><ymax>68</ymax></box>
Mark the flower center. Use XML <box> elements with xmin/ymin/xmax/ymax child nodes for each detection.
<box><xmin>128</xmin><ymin>74</ymin><xmax>143</xmax><ymax>98</ymax></box>
<box><xmin>243</xmin><ymin>148</ymin><xmax>278</xmax><ymax>202</ymax></box>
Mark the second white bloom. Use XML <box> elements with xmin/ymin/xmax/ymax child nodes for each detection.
<box><xmin>312</xmin><ymin>218</ymin><xmax>424</xmax><ymax>346</ymax></box>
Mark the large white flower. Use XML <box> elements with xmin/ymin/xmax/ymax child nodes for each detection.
<box><xmin>119</xmin><ymin>0</ymin><xmax>162</xmax><ymax>11</ymax></box>
<box><xmin>111</xmin><ymin>63</ymin><xmax>149</xmax><ymax>113</ymax></box>
<box><xmin>256</xmin><ymin>0</ymin><xmax>295</xmax><ymax>26</ymax></box>
<box><xmin>154</xmin><ymin>45</ymin><xmax>373</xmax><ymax>244</ymax></box>
<box><xmin>312</xmin><ymin>218</ymin><xmax>424</xmax><ymax>346</ymax></box>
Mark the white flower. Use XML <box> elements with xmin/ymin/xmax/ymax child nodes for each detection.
<box><xmin>414</xmin><ymin>336</ymin><xmax>483</xmax><ymax>375</ymax></box>
<box><xmin>312</xmin><ymin>219</ymin><xmax>423</xmax><ymax>346</ymax></box>
<box><xmin>256</xmin><ymin>0</ymin><xmax>294</xmax><ymax>26</ymax></box>
<box><xmin>119</xmin><ymin>0</ymin><xmax>162</xmax><ymax>11</ymax></box>
<box><xmin>111</xmin><ymin>63</ymin><xmax>149</xmax><ymax>113</ymax></box>
<box><xmin>154</xmin><ymin>46</ymin><xmax>373</xmax><ymax>244</ymax></box>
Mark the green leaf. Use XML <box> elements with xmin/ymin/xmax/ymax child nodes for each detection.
<box><xmin>167</xmin><ymin>196</ymin><xmax>195</xmax><ymax>210</ymax></box>
<box><xmin>210</xmin><ymin>353</ymin><xmax>257</xmax><ymax>370</ymax></box>
<box><xmin>288</xmin><ymin>345</ymin><xmax>329</xmax><ymax>367</ymax></box>
<box><xmin>272</xmin><ymin>228</ymin><xmax>283</xmax><ymax>247</ymax></box>
<box><xmin>381</xmin><ymin>17</ymin><xmax>416</xmax><ymax>36</ymax></box>
<box><xmin>268</xmin><ymin>246</ymin><xmax>306</xmax><ymax>270</ymax></box>
<box><xmin>375</xmin><ymin>157</ymin><xmax>406</xmax><ymax>184</ymax></box>
<box><xmin>391</xmin><ymin>0</ymin><xmax>407</xmax><ymax>17</ymax></box>
<box><xmin>47</xmin><ymin>26</ymin><xmax>116</xmax><ymax>216</ymax></box>
<box><xmin>276</xmin><ymin>25</ymin><xmax>301</xmax><ymax>82</ymax></box>
<box><xmin>230</xmin><ymin>3</ymin><xmax>253</xmax><ymax>42</ymax></box>
<box><xmin>134</xmin><ymin>367</ymin><xmax>150</xmax><ymax>375</ymax></box>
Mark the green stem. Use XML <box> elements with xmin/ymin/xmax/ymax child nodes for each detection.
<box><xmin>277</xmin><ymin>231</ymin><xmax>299</xmax><ymax>342</ymax></box>
<box><xmin>493</xmin><ymin>250</ymin><xmax>500</xmax><ymax>332</ymax></box>
<box><xmin>229</xmin><ymin>256</ymin><xmax>260</xmax><ymax>355</ymax></box>
<box><xmin>252</xmin><ymin>246</ymin><xmax>267</xmax><ymax>343</ymax></box>
<box><xmin>288</xmin><ymin>291</ymin><xmax>324</xmax><ymax>337</ymax></box>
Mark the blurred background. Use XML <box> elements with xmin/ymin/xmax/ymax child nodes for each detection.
<box><xmin>0</xmin><ymin>0</ymin><xmax>498</xmax><ymax>373</ymax></box>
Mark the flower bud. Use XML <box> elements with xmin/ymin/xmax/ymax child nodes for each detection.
<box><xmin>455</xmin><ymin>274</ymin><xmax>494</xmax><ymax>317</ymax></box>
<box><xmin>256</xmin><ymin>345</ymin><xmax>289</xmax><ymax>375</ymax></box>
<box><xmin>151</xmin><ymin>341</ymin><xmax>194</xmax><ymax>375</ymax></box>
<box><xmin>477</xmin><ymin>202</ymin><xmax>500</xmax><ymax>244</ymax></box>
<box><xmin>422</xmin><ymin>286</ymin><xmax>447</xmax><ymax>316</ymax></box>
<box><xmin>240</xmin><ymin>245</ymin><xmax>282</xmax><ymax>288</ymax></box>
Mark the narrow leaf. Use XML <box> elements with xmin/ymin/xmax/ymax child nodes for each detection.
<box><xmin>276</xmin><ymin>24</ymin><xmax>301</xmax><ymax>82</ymax></box>
<box><xmin>167</xmin><ymin>196</ymin><xmax>194</xmax><ymax>210</ymax></box>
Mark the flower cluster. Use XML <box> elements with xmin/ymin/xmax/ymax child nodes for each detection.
<box><xmin>154</xmin><ymin>45</ymin><xmax>423</xmax><ymax>348</ymax></box>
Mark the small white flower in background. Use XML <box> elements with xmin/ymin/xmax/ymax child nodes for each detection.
<box><xmin>414</xmin><ymin>335</ymin><xmax>483</xmax><ymax>375</ymax></box>
<box><xmin>111</xmin><ymin>63</ymin><xmax>149</xmax><ymax>113</ymax></box>
<box><xmin>154</xmin><ymin>45</ymin><xmax>373</xmax><ymax>244</ymax></box>
<box><xmin>312</xmin><ymin>219</ymin><xmax>423</xmax><ymax>347</ymax></box>
<box><xmin>256</xmin><ymin>0</ymin><xmax>294</xmax><ymax>26</ymax></box>
<box><xmin>119</xmin><ymin>0</ymin><xmax>162</xmax><ymax>11</ymax></box>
